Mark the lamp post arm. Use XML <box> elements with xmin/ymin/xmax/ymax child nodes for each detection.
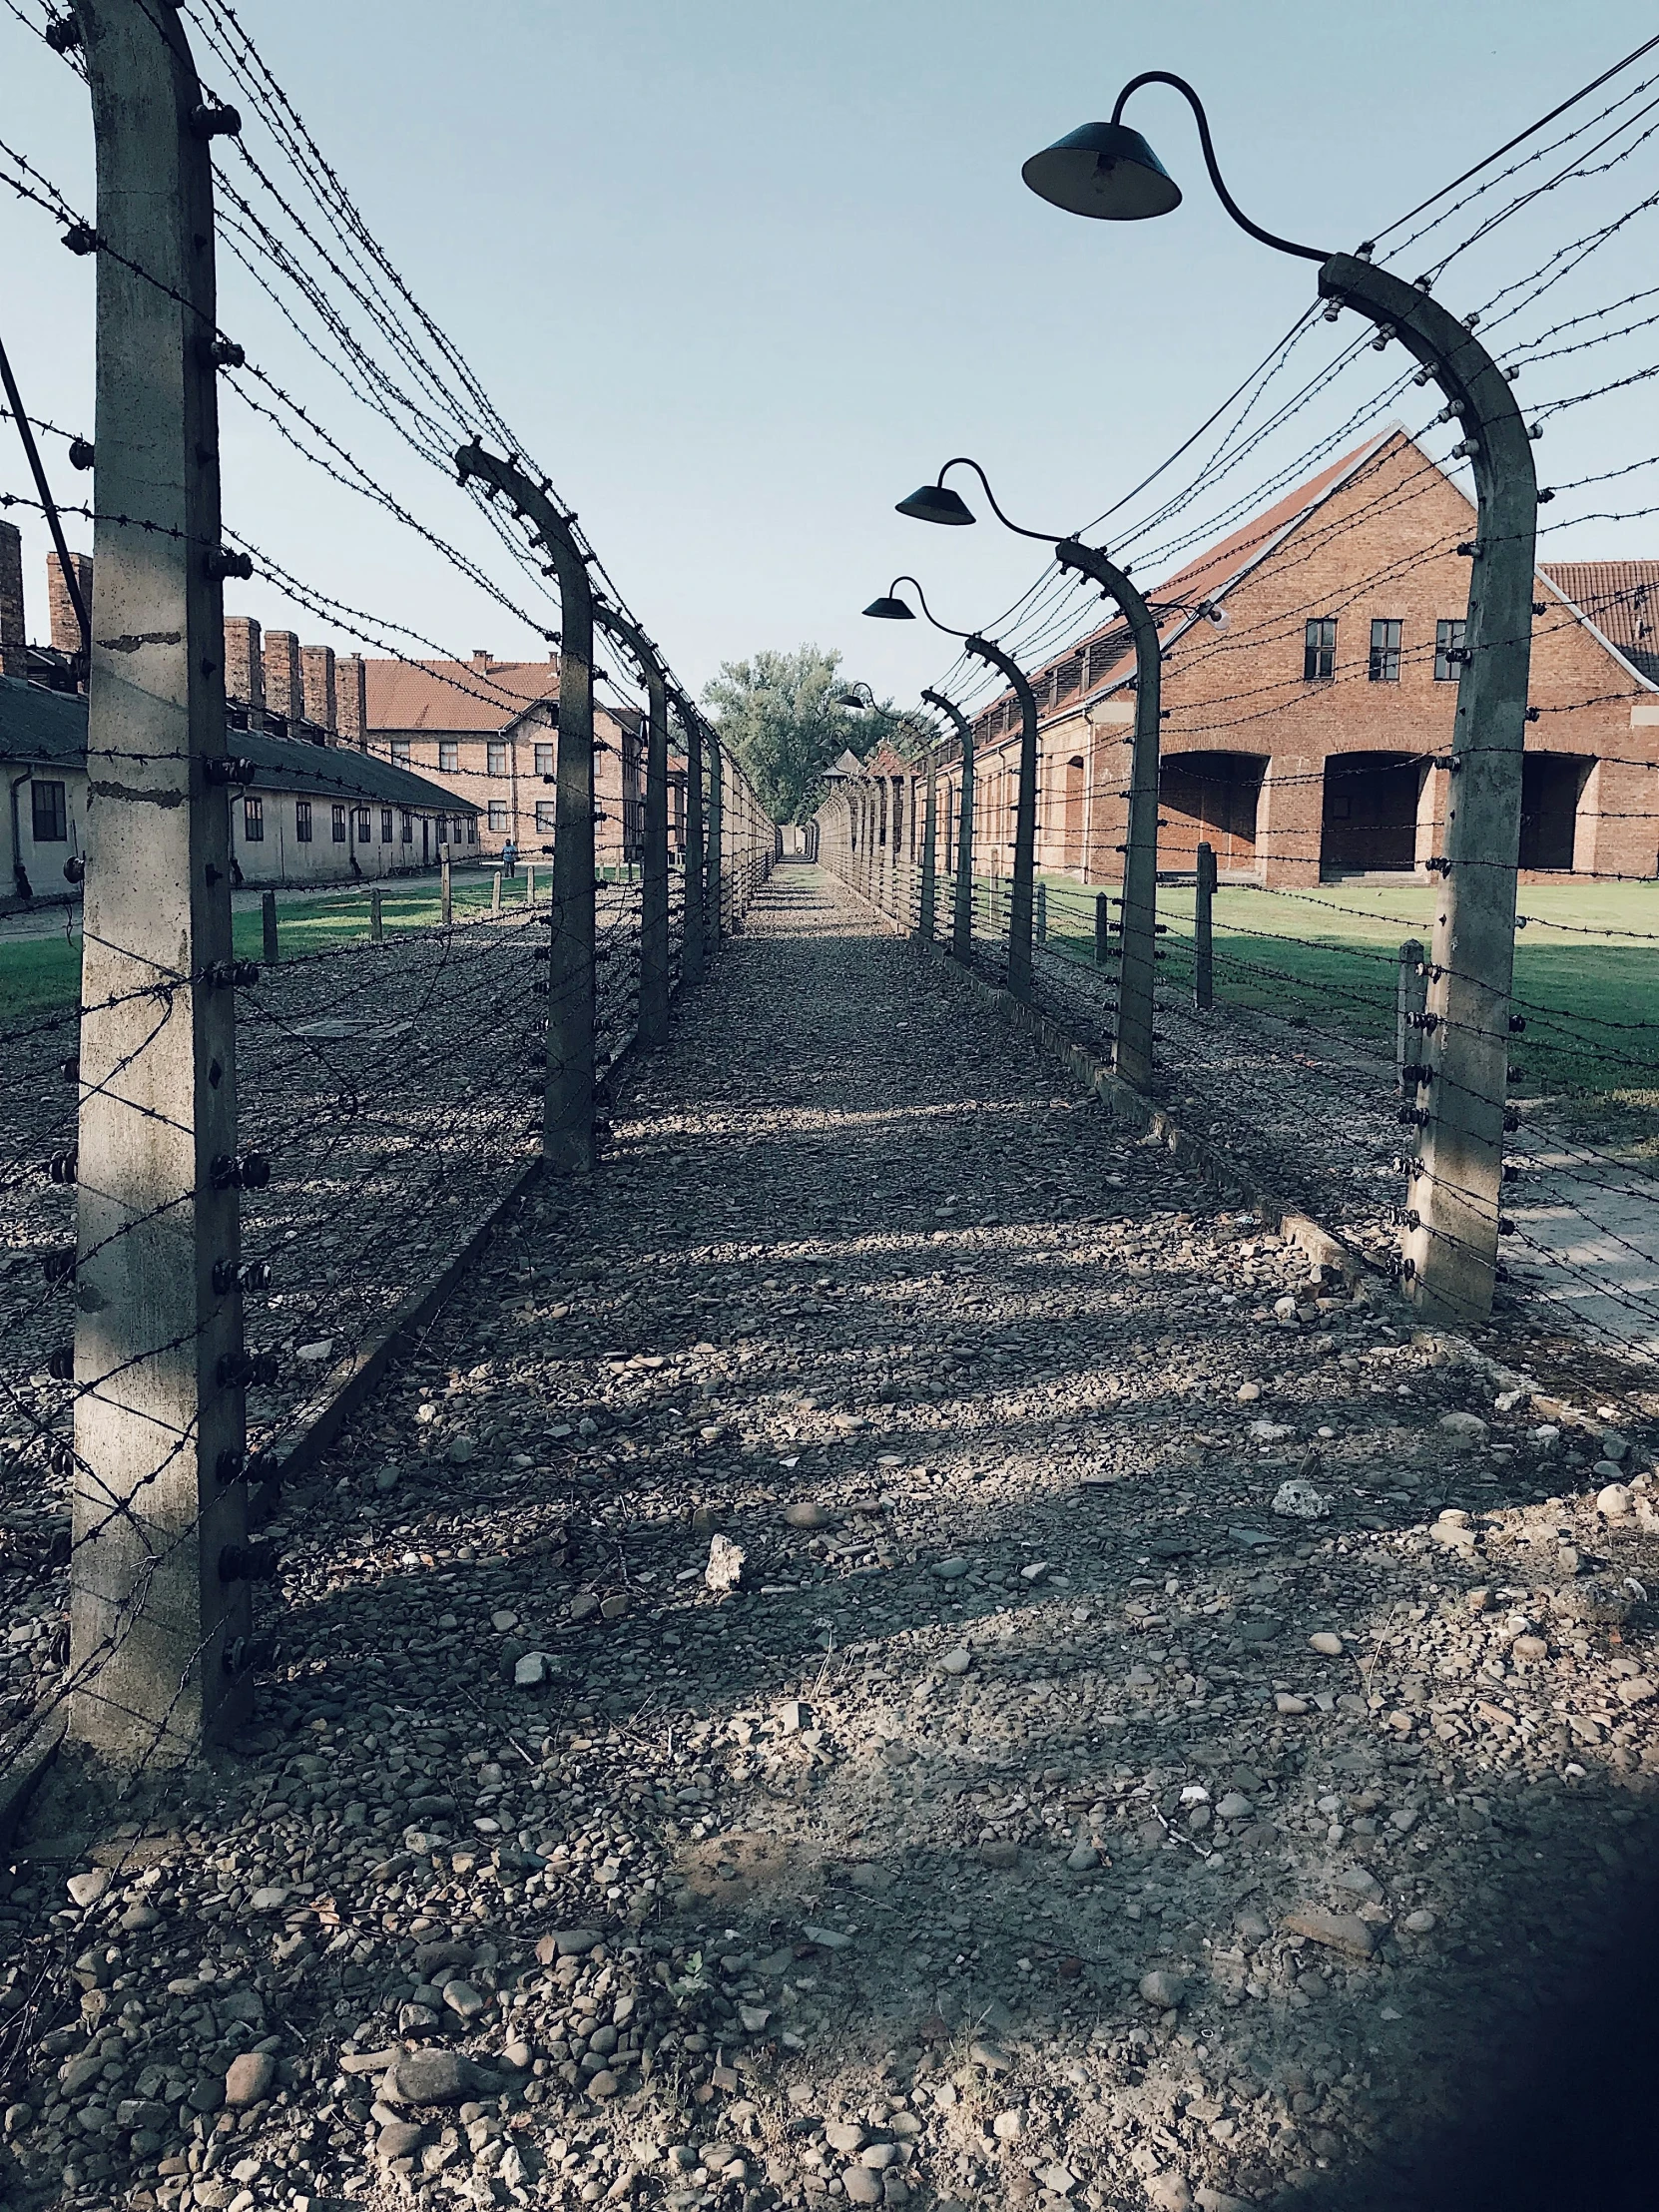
<box><xmin>887</xmin><ymin>576</ymin><xmax>971</xmax><ymax>637</ymax></box>
<box><xmin>1111</xmin><ymin>71</ymin><xmax>1331</xmax><ymax>264</ymax></box>
<box><xmin>935</xmin><ymin>458</ymin><xmax>1059</xmax><ymax>542</ymax></box>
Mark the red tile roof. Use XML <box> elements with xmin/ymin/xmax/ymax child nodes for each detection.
<box><xmin>365</xmin><ymin>654</ymin><xmax>560</xmax><ymax>734</ymax></box>
<box><xmin>1541</xmin><ymin>561</ymin><xmax>1659</xmax><ymax>685</ymax></box>
<box><xmin>970</xmin><ymin>433</ymin><xmax>1397</xmax><ymax>730</ymax></box>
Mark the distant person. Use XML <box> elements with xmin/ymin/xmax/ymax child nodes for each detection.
<box><xmin>501</xmin><ymin>837</ymin><xmax>518</xmax><ymax>879</ymax></box>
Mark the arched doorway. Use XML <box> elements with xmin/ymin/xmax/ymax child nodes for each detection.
<box><xmin>1160</xmin><ymin>751</ymin><xmax>1267</xmax><ymax>871</ymax></box>
<box><xmin>1321</xmin><ymin>753</ymin><xmax>1426</xmax><ymax>876</ymax></box>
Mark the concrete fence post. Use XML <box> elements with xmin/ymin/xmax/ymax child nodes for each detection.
<box><xmin>1055</xmin><ymin>542</ymin><xmax>1162</xmax><ymax>1089</ymax></box>
<box><xmin>1094</xmin><ymin>890</ymin><xmax>1110</xmax><ymax>967</ymax></box>
<box><xmin>491</xmin><ymin>867</ymin><xmax>502</xmax><ymax>917</ymax></box>
<box><xmin>70</xmin><ymin>0</ymin><xmax>252</xmax><ymax>1759</ymax></box>
<box><xmin>1397</xmin><ymin>936</ymin><xmax>1427</xmax><ymax>1094</ymax></box>
<box><xmin>1318</xmin><ymin>255</ymin><xmax>1536</xmax><ymax>1326</ymax></box>
<box><xmin>707</xmin><ymin>736</ymin><xmax>725</xmax><ymax>950</ymax></box>
<box><xmin>958</xmin><ymin>643</ymin><xmax>1038</xmax><ymax>999</ymax></box>
<box><xmin>1036</xmin><ymin>880</ymin><xmax>1047</xmax><ymax>946</ymax></box>
<box><xmin>455</xmin><ymin>442</ymin><xmax>596</xmax><ymax>1173</ymax></box>
<box><xmin>1194</xmin><ymin>840</ymin><xmax>1217</xmax><ymax>1011</ymax></box>
<box><xmin>680</xmin><ymin>702</ymin><xmax>706</xmax><ymax>987</ymax></box>
<box><xmin>261</xmin><ymin>889</ymin><xmax>278</xmax><ymax>967</ymax></box>
<box><xmin>369</xmin><ymin>885</ymin><xmax>383</xmax><ymax>943</ymax></box>
<box><xmin>598</xmin><ymin>609</ymin><xmax>670</xmax><ymax>1046</ymax></box>
<box><xmin>917</xmin><ymin>753</ymin><xmax>938</xmax><ymax>941</ymax></box>
<box><xmin>440</xmin><ymin>856</ymin><xmax>452</xmax><ymax>926</ymax></box>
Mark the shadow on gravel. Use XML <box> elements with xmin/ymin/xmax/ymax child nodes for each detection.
<box><xmin>1276</xmin><ymin>1857</ymin><xmax>1659</xmax><ymax>2212</ymax></box>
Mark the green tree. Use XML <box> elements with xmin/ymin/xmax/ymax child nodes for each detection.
<box><xmin>702</xmin><ymin>644</ymin><xmax>907</xmax><ymax>824</ymax></box>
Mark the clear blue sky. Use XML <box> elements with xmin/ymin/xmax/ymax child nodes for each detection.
<box><xmin>3</xmin><ymin>0</ymin><xmax>1657</xmax><ymax>714</ymax></box>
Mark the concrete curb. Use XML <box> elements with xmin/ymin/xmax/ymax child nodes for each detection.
<box><xmin>251</xmin><ymin>1153</ymin><xmax>547</xmax><ymax>1516</ymax></box>
<box><xmin>0</xmin><ymin>1704</ymin><xmax>68</xmax><ymax>1849</ymax></box>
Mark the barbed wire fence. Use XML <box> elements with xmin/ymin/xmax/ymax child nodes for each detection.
<box><xmin>0</xmin><ymin>0</ymin><xmax>776</xmax><ymax>1884</ymax></box>
<box><xmin>815</xmin><ymin>42</ymin><xmax>1659</xmax><ymax>1378</ymax></box>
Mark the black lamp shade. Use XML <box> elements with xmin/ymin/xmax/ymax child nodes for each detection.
<box><xmin>1021</xmin><ymin>121</ymin><xmax>1182</xmax><ymax>221</ymax></box>
<box><xmin>895</xmin><ymin>483</ymin><xmax>975</xmax><ymax>526</ymax></box>
<box><xmin>862</xmin><ymin>597</ymin><xmax>915</xmax><ymax>620</ymax></box>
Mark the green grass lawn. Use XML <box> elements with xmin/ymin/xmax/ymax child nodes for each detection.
<box><xmin>0</xmin><ymin>875</ymin><xmax>536</xmax><ymax>1027</ymax></box>
<box><xmin>1029</xmin><ymin>871</ymin><xmax>1659</xmax><ymax>1112</ymax></box>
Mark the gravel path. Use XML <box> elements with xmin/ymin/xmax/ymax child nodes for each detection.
<box><xmin>6</xmin><ymin>860</ymin><xmax>1659</xmax><ymax>2212</ymax></box>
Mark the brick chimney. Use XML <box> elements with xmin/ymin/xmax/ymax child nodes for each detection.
<box><xmin>47</xmin><ymin>550</ymin><xmax>92</xmax><ymax>654</ymax></box>
<box><xmin>263</xmin><ymin>629</ymin><xmax>302</xmax><ymax>723</ymax></box>
<box><xmin>224</xmin><ymin>615</ymin><xmax>264</xmax><ymax>717</ymax></box>
<box><xmin>300</xmin><ymin>643</ymin><xmax>336</xmax><ymax>737</ymax></box>
<box><xmin>335</xmin><ymin>655</ymin><xmax>366</xmax><ymax>748</ymax></box>
<box><xmin>0</xmin><ymin>522</ymin><xmax>23</xmax><ymax>679</ymax></box>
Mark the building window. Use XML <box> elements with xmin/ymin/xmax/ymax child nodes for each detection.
<box><xmin>487</xmin><ymin>740</ymin><xmax>508</xmax><ymax>776</ymax></box>
<box><xmin>380</xmin><ymin>808</ymin><xmax>393</xmax><ymax>843</ymax></box>
<box><xmin>466</xmin><ymin>817</ymin><xmax>476</xmax><ymax>843</ymax></box>
<box><xmin>1369</xmin><ymin>618</ymin><xmax>1402</xmax><ymax>683</ymax></box>
<box><xmin>294</xmin><ymin>799</ymin><xmax>313</xmax><ymax>842</ymax></box>
<box><xmin>390</xmin><ymin>736</ymin><xmax>411</xmax><ymax>767</ymax></box>
<box><xmin>534</xmin><ymin>743</ymin><xmax>555</xmax><ymax>778</ymax></box>
<box><xmin>439</xmin><ymin>740</ymin><xmax>459</xmax><ymax>772</ymax></box>
<box><xmin>243</xmin><ymin>794</ymin><xmax>265</xmax><ymax>841</ymax></box>
<box><xmin>535</xmin><ymin>800</ymin><xmax>556</xmax><ymax>833</ymax></box>
<box><xmin>332</xmin><ymin>803</ymin><xmax>347</xmax><ymax>841</ymax></box>
<box><xmin>399</xmin><ymin>810</ymin><xmax>413</xmax><ymax>844</ymax></box>
<box><xmin>1303</xmin><ymin>618</ymin><xmax>1337</xmax><ymax>682</ymax></box>
<box><xmin>30</xmin><ymin>780</ymin><xmax>67</xmax><ymax>842</ymax></box>
<box><xmin>1434</xmin><ymin>618</ymin><xmax>1466</xmax><ymax>680</ymax></box>
<box><xmin>488</xmin><ymin>799</ymin><xmax>509</xmax><ymax>833</ymax></box>
<box><xmin>355</xmin><ymin>807</ymin><xmax>371</xmax><ymax>842</ymax></box>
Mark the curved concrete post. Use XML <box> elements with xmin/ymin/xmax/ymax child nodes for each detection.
<box><xmin>677</xmin><ymin>699</ymin><xmax>706</xmax><ymax>987</ymax></box>
<box><xmin>1321</xmin><ymin>254</ymin><xmax>1536</xmax><ymax>1326</ymax></box>
<box><xmin>1056</xmin><ymin>541</ymin><xmax>1162</xmax><ymax>1087</ymax></box>
<box><xmin>706</xmin><ymin>733</ymin><xmax>724</xmax><ymax>947</ymax></box>
<box><xmin>963</xmin><ymin>637</ymin><xmax>1039</xmax><ymax>1001</ymax></box>
<box><xmin>456</xmin><ymin>442</ymin><xmax>596</xmax><ymax>1172</ymax></box>
<box><xmin>597</xmin><ymin>608</ymin><xmax>669</xmax><ymax>1048</ymax></box>
<box><xmin>922</xmin><ymin>687</ymin><xmax>975</xmax><ymax>960</ymax></box>
<box><xmin>917</xmin><ymin>749</ymin><xmax>938</xmax><ymax>941</ymax></box>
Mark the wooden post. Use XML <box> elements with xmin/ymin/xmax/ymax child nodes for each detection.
<box><xmin>1194</xmin><ymin>840</ymin><xmax>1216</xmax><ymax>1011</ymax></box>
<box><xmin>1397</xmin><ymin>936</ymin><xmax>1426</xmax><ymax>1094</ymax></box>
<box><xmin>440</xmin><ymin>855</ymin><xmax>452</xmax><ymax>926</ymax></box>
<box><xmin>1094</xmin><ymin>889</ymin><xmax>1109</xmax><ymax>967</ymax></box>
<box><xmin>369</xmin><ymin>885</ymin><xmax>383</xmax><ymax>943</ymax></box>
<box><xmin>261</xmin><ymin>888</ymin><xmax>277</xmax><ymax>966</ymax></box>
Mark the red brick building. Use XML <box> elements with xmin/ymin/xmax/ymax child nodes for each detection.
<box><xmin>358</xmin><ymin>652</ymin><xmax>683</xmax><ymax>867</ymax></box>
<box><xmin>946</xmin><ymin>428</ymin><xmax>1659</xmax><ymax>887</ymax></box>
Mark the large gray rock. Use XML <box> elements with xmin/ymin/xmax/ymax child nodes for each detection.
<box><xmin>382</xmin><ymin>2049</ymin><xmax>497</xmax><ymax>2106</ymax></box>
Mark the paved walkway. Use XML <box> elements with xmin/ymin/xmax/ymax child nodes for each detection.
<box><xmin>11</xmin><ymin>861</ymin><xmax>1659</xmax><ymax>2212</ymax></box>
